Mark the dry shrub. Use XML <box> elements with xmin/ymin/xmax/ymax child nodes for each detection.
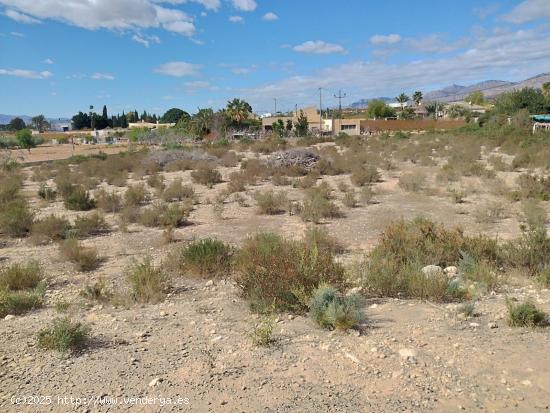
<box><xmin>63</xmin><ymin>186</ymin><xmax>95</xmax><ymax>211</ymax></box>
<box><xmin>235</xmin><ymin>233</ymin><xmax>346</xmax><ymax>312</ymax></box>
<box><xmin>127</xmin><ymin>257</ymin><xmax>168</xmax><ymax>303</ymax></box>
<box><xmin>398</xmin><ymin>171</ymin><xmax>426</xmax><ymax>192</ymax></box>
<box><xmin>170</xmin><ymin>238</ymin><xmax>233</xmax><ymax>277</ymax></box>
<box><xmin>303</xmin><ymin>226</ymin><xmax>344</xmax><ymax>255</ymax></box>
<box><xmin>73</xmin><ymin>212</ymin><xmax>110</xmax><ymax>238</ymax></box>
<box><xmin>191</xmin><ymin>164</ymin><xmax>222</xmax><ymax>187</ymax></box>
<box><xmin>516</xmin><ymin>174</ymin><xmax>550</xmax><ymax>201</ymax></box>
<box><xmin>161</xmin><ymin>179</ymin><xmax>194</xmax><ymax>202</ymax></box>
<box><xmin>0</xmin><ymin>260</ymin><xmax>43</xmax><ymax>291</ymax></box>
<box><xmin>473</xmin><ymin>202</ymin><xmax>507</xmax><ymax>224</ymax></box>
<box><xmin>139</xmin><ymin>201</ymin><xmax>191</xmax><ymax>228</ymax></box>
<box><xmin>59</xmin><ymin>238</ymin><xmax>99</xmax><ymax>272</ymax></box>
<box><xmin>30</xmin><ymin>215</ymin><xmax>71</xmax><ymax>245</ymax></box>
<box><xmin>95</xmin><ymin>189</ymin><xmax>122</xmax><ymax>213</ymax></box>
<box><xmin>253</xmin><ymin>190</ymin><xmax>288</xmax><ymax>215</ymax></box>
<box><xmin>146</xmin><ymin>172</ymin><xmax>165</xmax><ymax>192</ymax></box>
<box><xmin>343</xmin><ymin>191</ymin><xmax>358</xmax><ymax>208</ymax></box>
<box><xmin>350</xmin><ymin>166</ymin><xmax>380</xmax><ymax>187</ymax></box>
<box><xmin>299</xmin><ymin>184</ymin><xmax>341</xmax><ymax>223</ymax></box>
<box><xmin>0</xmin><ymin>199</ymin><xmax>34</xmax><ymax>237</ymax></box>
<box><xmin>124</xmin><ymin>184</ymin><xmax>149</xmax><ymax>207</ymax></box>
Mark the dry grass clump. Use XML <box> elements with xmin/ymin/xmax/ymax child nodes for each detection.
<box><xmin>0</xmin><ymin>199</ymin><xmax>34</xmax><ymax>237</ymax></box>
<box><xmin>0</xmin><ymin>261</ymin><xmax>45</xmax><ymax>317</ymax></box>
<box><xmin>253</xmin><ymin>190</ymin><xmax>288</xmax><ymax>215</ymax></box>
<box><xmin>73</xmin><ymin>212</ymin><xmax>110</xmax><ymax>238</ymax></box>
<box><xmin>473</xmin><ymin>202</ymin><xmax>507</xmax><ymax>224</ymax></box>
<box><xmin>38</xmin><ymin>184</ymin><xmax>57</xmax><ymax>201</ymax></box>
<box><xmin>398</xmin><ymin>171</ymin><xmax>427</xmax><ymax>192</ymax></box>
<box><xmin>358</xmin><ymin>218</ymin><xmax>500</xmax><ymax>301</ymax></box>
<box><xmin>191</xmin><ymin>164</ymin><xmax>222</xmax><ymax>188</ymax></box>
<box><xmin>350</xmin><ymin>166</ymin><xmax>381</xmax><ymax>187</ymax></box>
<box><xmin>298</xmin><ymin>184</ymin><xmax>341</xmax><ymax>223</ymax></box>
<box><xmin>234</xmin><ymin>232</ymin><xmax>346</xmax><ymax>312</ymax></box>
<box><xmin>146</xmin><ymin>172</ymin><xmax>165</xmax><ymax>192</ymax></box>
<box><xmin>30</xmin><ymin>215</ymin><xmax>71</xmax><ymax>245</ymax></box>
<box><xmin>161</xmin><ymin>178</ymin><xmax>195</xmax><ymax>202</ymax></box>
<box><xmin>170</xmin><ymin>238</ymin><xmax>233</xmax><ymax>278</ymax></box>
<box><xmin>127</xmin><ymin>257</ymin><xmax>168</xmax><ymax>303</ymax></box>
<box><xmin>63</xmin><ymin>186</ymin><xmax>96</xmax><ymax>211</ymax></box>
<box><xmin>95</xmin><ymin>188</ymin><xmax>122</xmax><ymax>213</ymax></box>
<box><xmin>0</xmin><ymin>261</ymin><xmax>43</xmax><ymax>291</ymax></box>
<box><xmin>515</xmin><ymin>174</ymin><xmax>550</xmax><ymax>201</ymax></box>
<box><xmin>502</xmin><ymin>221</ymin><xmax>550</xmax><ymax>276</ymax></box>
<box><xmin>138</xmin><ymin>201</ymin><xmax>191</xmax><ymax>228</ymax></box>
<box><xmin>124</xmin><ymin>183</ymin><xmax>149</xmax><ymax>207</ymax></box>
<box><xmin>80</xmin><ymin>278</ymin><xmax>112</xmax><ymax>302</ymax></box>
<box><xmin>342</xmin><ymin>191</ymin><xmax>358</xmax><ymax>208</ymax></box>
<box><xmin>59</xmin><ymin>238</ymin><xmax>100</xmax><ymax>272</ymax></box>
<box><xmin>303</xmin><ymin>226</ymin><xmax>344</xmax><ymax>255</ymax></box>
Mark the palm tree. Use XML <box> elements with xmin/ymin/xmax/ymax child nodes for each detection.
<box><xmin>226</xmin><ymin>98</ymin><xmax>252</xmax><ymax>126</ymax></box>
<box><xmin>396</xmin><ymin>93</ymin><xmax>409</xmax><ymax>110</ymax></box>
<box><xmin>412</xmin><ymin>91</ymin><xmax>423</xmax><ymax>106</ymax></box>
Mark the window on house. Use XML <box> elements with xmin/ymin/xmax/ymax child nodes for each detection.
<box><xmin>341</xmin><ymin>124</ymin><xmax>356</xmax><ymax>130</ymax></box>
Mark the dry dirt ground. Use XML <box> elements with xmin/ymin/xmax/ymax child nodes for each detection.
<box><xmin>1</xmin><ymin>142</ymin><xmax>550</xmax><ymax>412</ymax></box>
<box><xmin>9</xmin><ymin>143</ymin><xmax>129</xmax><ymax>164</ymax></box>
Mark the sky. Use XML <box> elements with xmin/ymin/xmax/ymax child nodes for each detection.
<box><xmin>0</xmin><ymin>0</ymin><xmax>549</xmax><ymax>118</ymax></box>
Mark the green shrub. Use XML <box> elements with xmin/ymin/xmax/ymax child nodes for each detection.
<box><xmin>537</xmin><ymin>268</ymin><xmax>550</xmax><ymax>287</ymax></box>
<box><xmin>191</xmin><ymin>165</ymin><xmax>222</xmax><ymax>187</ymax></box>
<box><xmin>309</xmin><ymin>284</ymin><xmax>364</xmax><ymax>330</ymax></box>
<box><xmin>30</xmin><ymin>215</ymin><xmax>71</xmax><ymax>245</ymax></box>
<box><xmin>457</xmin><ymin>302</ymin><xmax>476</xmax><ymax>317</ymax></box>
<box><xmin>250</xmin><ymin>314</ymin><xmax>275</xmax><ymax>346</ymax></box>
<box><xmin>64</xmin><ymin>186</ymin><xmax>95</xmax><ymax>211</ymax></box>
<box><xmin>0</xmin><ymin>199</ymin><xmax>34</xmax><ymax>237</ymax></box>
<box><xmin>0</xmin><ymin>261</ymin><xmax>42</xmax><ymax>291</ymax></box>
<box><xmin>359</xmin><ymin>218</ymin><xmax>499</xmax><ymax>300</ymax></box>
<box><xmin>235</xmin><ymin>233</ymin><xmax>346</xmax><ymax>312</ymax></box>
<box><xmin>38</xmin><ymin>317</ymin><xmax>90</xmax><ymax>353</ymax></box>
<box><xmin>95</xmin><ymin>189</ymin><xmax>122</xmax><ymax>213</ymax></box>
<box><xmin>0</xmin><ymin>285</ymin><xmax>45</xmax><ymax>318</ymax></box>
<box><xmin>458</xmin><ymin>252</ymin><xmax>500</xmax><ymax>291</ymax></box>
<box><xmin>253</xmin><ymin>190</ymin><xmax>288</xmax><ymax>215</ymax></box>
<box><xmin>73</xmin><ymin>212</ymin><xmax>110</xmax><ymax>238</ymax></box>
<box><xmin>59</xmin><ymin>238</ymin><xmax>99</xmax><ymax>272</ymax></box>
<box><xmin>503</xmin><ymin>221</ymin><xmax>550</xmax><ymax>275</ymax></box>
<box><xmin>507</xmin><ymin>299</ymin><xmax>546</xmax><ymax>327</ymax></box>
<box><xmin>303</xmin><ymin>226</ymin><xmax>344</xmax><ymax>255</ymax></box>
<box><xmin>38</xmin><ymin>184</ymin><xmax>57</xmax><ymax>201</ymax></box>
<box><xmin>176</xmin><ymin>238</ymin><xmax>232</xmax><ymax>277</ymax></box>
<box><xmin>127</xmin><ymin>257</ymin><xmax>168</xmax><ymax>303</ymax></box>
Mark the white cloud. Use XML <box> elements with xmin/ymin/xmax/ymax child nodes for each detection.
<box><xmin>91</xmin><ymin>72</ymin><xmax>115</xmax><ymax>80</ymax></box>
<box><xmin>232</xmin><ymin>0</ymin><xmax>256</xmax><ymax>12</ymax></box>
<box><xmin>4</xmin><ymin>8</ymin><xmax>40</xmax><ymax>23</ymax></box>
<box><xmin>232</xmin><ymin>65</ymin><xmax>257</xmax><ymax>75</ymax></box>
<box><xmin>262</xmin><ymin>12</ymin><xmax>278</xmax><ymax>21</ymax></box>
<box><xmin>184</xmin><ymin>80</ymin><xmax>210</xmax><ymax>88</ymax></box>
<box><xmin>10</xmin><ymin>31</ymin><xmax>24</xmax><ymax>37</ymax></box>
<box><xmin>405</xmin><ymin>34</ymin><xmax>467</xmax><ymax>54</ymax></box>
<box><xmin>369</xmin><ymin>34</ymin><xmax>401</xmax><ymax>45</ymax></box>
<box><xmin>293</xmin><ymin>40</ymin><xmax>346</xmax><ymax>55</ymax></box>
<box><xmin>42</xmin><ymin>58</ymin><xmax>54</xmax><ymax>64</ymax></box>
<box><xmin>0</xmin><ymin>69</ymin><xmax>52</xmax><ymax>79</ymax></box>
<box><xmin>229</xmin><ymin>15</ymin><xmax>244</xmax><ymax>23</ymax></box>
<box><xmin>0</xmin><ymin>0</ymin><xmax>196</xmax><ymax>36</ymax></box>
<box><xmin>244</xmin><ymin>25</ymin><xmax>550</xmax><ymax>108</ymax></box>
<box><xmin>154</xmin><ymin>61</ymin><xmax>201</xmax><ymax>76</ymax></box>
<box><xmin>132</xmin><ymin>34</ymin><xmax>161</xmax><ymax>48</ymax></box>
<box><xmin>502</xmin><ymin>0</ymin><xmax>550</xmax><ymax>23</ymax></box>
<box><xmin>473</xmin><ymin>4</ymin><xmax>500</xmax><ymax>19</ymax></box>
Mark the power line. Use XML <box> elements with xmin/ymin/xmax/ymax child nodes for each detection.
<box><xmin>334</xmin><ymin>90</ymin><xmax>347</xmax><ymax>119</ymax></box>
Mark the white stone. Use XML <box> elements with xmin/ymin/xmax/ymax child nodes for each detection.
<box><xmin>398</xmin><ymin>348</ymin><xmax>417</xmax><ymax>359</ymax></box>
<box><xmin>4</xmin><ymin>314</ymin><xmax>15</xmax><ymax>320</ymax></box>
<box><xmin>148</xmin><ymin>378</ymin><xmax>163</xmax><ymax>387</ymax></box>
<box><xmin>422</xmin><ymin>265</ymin><xmax>443</xmax><ymax>277</ymax></box>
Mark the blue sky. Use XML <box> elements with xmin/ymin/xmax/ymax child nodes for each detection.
<box><xmin>0</xmin><ymin>0</ymin><xmax>549</xmax><ymax>118</ymax></box>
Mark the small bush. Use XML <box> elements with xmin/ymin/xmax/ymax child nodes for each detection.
<box><xmin>250</xmin><ymin>315</ymin><xmax>275</xmax><ymax>346</ymax></box>
<box><xmin>309</xmin><ymin>285</ymin><xmax>364</xmax><ymax>330</ymax></box>
<box><xmin>30</xmin><ymin>215</ymin><xmax>71</xmax><ymax>245</ymax></box>
<box><xmin>38</xmin><ymin>317</ymin><xmax>90</xmax><ymax>353</ymax></box>
<box><xmin>343</xmin><ymin>191</ymin><xmax>358</xmax><ymax>208</ymax></box>
<box><xmin>80</xmin><ymin>278</ymin><xmax>111</xmax><ymax>302</ymax></box>
<box><xmin>176</xmin><ymin>238</ymin><xmax>232</xmax><ymax>277</ymax></box>
<box><xmin>191</xmin><ymin>165</ymin><xmax>222</xmax><ymax>188</ymax></box>
<box><xmin>38</xmin><ymin>184</ymin><xmax>57</xmax><ymax>201</ymax></box>
<box><xmin>503</xmin><ymin>221</ymin><xmax>550</xmax><ymax>275</ymax></box>
<box><xmin>253</xmin><ymin>190</ymin><xmax>288</xmax><ymax>215</ymax></box>
<box><xmin>59</xmin><ymin>238</ymin><xmax>99</xmax><ymax>272</ymax></box>
<box><xmin>457</xmin><ymin>302</ymin><xmax>476</xmax><ymax>317</ymax></box>
<box><xmin>0</xmin><ymin>286</ymin><xmax>45</xmax><ymax>317</ymax></box>
<box><xmin>507</xmin><ymin>299</ymin><xmax>546</xmax><ymax>327</ymax></box>
<box><xmin>161</xmin><ymin>179</ymin><xmax>195</xmax><ymax>202</ymax></box>
<box><xmin>146</xmin><ymin>172</ymin><xmax>165</xmax><ymax>192</ymax></box>
<box><xmin>73</xmin><ymin>212</ymin><xmax>110</xmax><ymax>238</ymax></box>
<box><xmin>350</xmin><ymin>166</ymin><xmax>380</xmax><ymax>187</ymax></box>
<box><xmin>124</xmin><ymin>184</ymin><xmax>149</xmax><ymax>207</ymax></box>
<box><xmin>0</xmin><ymin>199</ymin><xmax>34</xmax><ymax>237</ymax></box>
<box><xmin>95</xmin><ymin>189</ymin><xmax>122</xmax><ymax>213</ymax></box>
<box><xmin>235</xmin><ymin>233</ymin><xmax>346</xmax><ymax>312</ymax></box>
<box><xmin>303</xmin><ymin>227</ymin><xmax>344</xmax><ymax>255</ymax></box>
<box><xmin>127</xmin><ymin>257</ymin><xmax>168</xmax><ymax>303</ymax></box>
<box><xmin>138</xmin><ymin>201</ymin><xmax>191</xmax><ymax>228</ymax></box>
<box><xmin>299</xmin><ymin>188</ymin><xmax>341</xmax><ymax>223</ymax></box>
<box><xmin>398</xmin><ymin>171</ymin><xmax>426</xmax><ymax>192</ymax></box>
<box><xmin>64</xmin><ymin>186</ymin><xmax>95</xmax><ymax>211</ymax></box>
<box><xmin>0</xmin><ymin>261</ymin><xmax>42</xmax><ymax>291</ymax></box>
<box><xmin>473</xmin><ymin>202</ymin><xmax>507</xmax><ymax>224</ymax></box>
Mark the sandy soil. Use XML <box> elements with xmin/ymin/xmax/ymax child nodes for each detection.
<box><xmin>7</xmin><ymin>143</ymin><xmax>130</xmax><ymax>164</ymax></box>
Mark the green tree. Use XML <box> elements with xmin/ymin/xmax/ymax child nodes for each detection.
<box><xmin>16</xmin><ymin>128</ymin><xmax>35</xmax><ymax>153</ymax></box>
<box><xmin>396</xmin><ymin>93</ymin><xmax>409</xmax><ymax>110</ymax></box>
<box><xmin>102</xmin><ymin>105</ymin><xmax>108</xmax><ymax>121</ymax></box>
<box><xmin>493</xmin><ymin>88</ymin><xmax>547</xmax><ymax>115</ymax></box>
<box><xmin>71</xmin><ymin>112</ymin><xmax>91</xmax><ymax>130</ymax></box>
<box><xmin>412</xmin><ymin>91</ymin><xmax>423</xmax><ymax>105</ymax></box>
<box><xmin>465</xmin><ymin>91</ymin><xmax>485</xmax><ymax>105</ymax></box>
<box><xmin>367</xmin><ymin>99</ymin><xmax>395</xmax><ymax>119</ymax></box>
<box><xmin>8</xmin><ymin>117</ymin><xmax>26</xmax><ymax>131</ymax></box>
<box><xmin>161</xmin><ymin>108</ymin><xmax>188</xmax><ymax>124</ymax></box>
<box><xmin>285</xmin><ymin>119</ymin><xmax>293</xmax><ymax>132</ymax></box>
<box><xmin>30</xmin><ymin>115</ymin><xmax>50</xmax><ymax>132</ymax></box>
<box><xmin>191</xmin><ymin>108</ymin><xmax>214</xmax><ymax>139</ymax></box>
<box><xmin>272</xmin><ymin>119</ymin><xmax>285</xmax><ymax>138</ymax></box>
<box><xmin>294</xmin><ymin>110</ymin><xmax>309</xmax><ymax>137</ymax></box>
<box><xmin>226</xmin><ymin>98</ymin><xmax>252</xmax><ymax>126</ymax></box>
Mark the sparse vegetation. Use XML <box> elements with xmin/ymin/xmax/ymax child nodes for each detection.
<box><xmin>506</xmin><ymin>299</ymin><xmax>546</xmax><ymax>327</ymax></box>
<box><xmin>127</xmin><ymin>257</ymin><xmax>168</xmax><ymax>303</ymax></box>
<box><xmin>59</xmin><ymin>238</ymin><xmax>100</xmax><ymax>272</ymax></box>
<box><xmin>253</xmin><ymin>190</ymin><xmax>288</xmax><ymax>215</ymax></box>
<box><xmin>309</xmin><ymin>284</ymin><xmax>364</xmax><ymax>330</ymax></box>
<box><xmin>173</xmin><ymin>238</ymin><xmax>233</xmax><ymax>277</ymax></box>
<box><xmin>38</xmin><ymin>317</ymin><xmax>90</xmax><ymax>353</ymax></box>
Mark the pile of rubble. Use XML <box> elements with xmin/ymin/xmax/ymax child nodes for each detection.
<box><xmin>147</xmin><ymin>150</ymin><xmax>216</xmax><ymax>167</ymax></box>
<box><xmin>268</xmin><ymin>149</ymin><xmax>320</xmax><ymax>170</ymax></box>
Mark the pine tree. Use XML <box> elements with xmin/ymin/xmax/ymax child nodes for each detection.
<box><xmin>102</xmin><ymin>105</ymin><xmax>108</xmax><ymax>120</ymax></box>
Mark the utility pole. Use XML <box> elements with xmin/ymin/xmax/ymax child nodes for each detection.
<box><xmin>319</xmin><ymin>88</ymin><xmax>323</xmax><ymax>133</ymax></box>
<box><xmin>295</xmin><ymin>104</ymin><xmax>298</xmax><ymax>117</ymax></box>
<box><xmin>273</xmin><ymin>98</ymin><xmax>277</xmax><ymax>116</ymax></box>
<box><xmin>334</xmin><ymin>90</ymin><xmax>346</xmax><ymax>134</ymax></box>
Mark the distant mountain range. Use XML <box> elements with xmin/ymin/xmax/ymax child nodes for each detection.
<box><xmin>349</xmin><ymin>73</ymin><xmax>550</xmax><ymax>107</ymax></box>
